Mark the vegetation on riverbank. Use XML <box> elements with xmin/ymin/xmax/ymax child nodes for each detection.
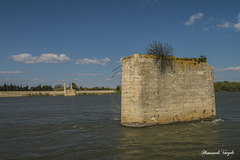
<box><xmin>2</xmin><ymin>82</ymin><xmax>240</xmax><ymax>94</ymax></box>
<box><xmin>0</xmin><ymin>83</ymin><xmax>119</xmax><ymax>92</ymax></box>
<box><xmin>0</xmin><ymin>84</ymin><xmax>53</xmax><ymax>91</ymax></box>
<box><xmin>214</xmin><ymin>81</ymin><xmax>240</xmax><ymax>92</ymax></box>
<box><xmin>0</xmin><ymin>83</ymin><xmax>121</xmax><ymax>97</ymax></box>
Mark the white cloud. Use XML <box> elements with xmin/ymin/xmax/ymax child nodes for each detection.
<box><xmin>0</xmin><ymin>71</ymin><xmax>24</xmax><ymax>74</ymax></box>
<box><xmin>38</xmin><ymin>53</ymin><xmax>70</xmax><ymax>63</ymax></box>
<box><xmin>200</xmin><ymin>13</ymin><xmax>240</xmax><ymax>32</ymax></box>
<box><xmin>115</xmin><ymin>72</ymin><xmax>121</xmax><ymax>76</ymax></box>
<box><xmin>101</xmin><ymin>57</ymin><xmax>111</xmax><ymax>65</ymax></box>
<box><xmin>75</xmin><ymin>57</ymin><xmax>110</xmax><ymax>66</ymax></box>
<box><xmin>10</xmin><ymin>53</ymin><xmax>70</xmax><ymax>64</ymax></box>
<box><xmin>71</xmin><ymin>73</ymin><xmax>86</xmax><ymax>76</ymax></box>
<box><xmin>217</xmin><ymin>21</ymin><xmax>232</xmax><ymax>28</ymax></box>
<box><xmin>234</xmin><ymin>23</ymin><xmax>240</xmax><ymax>31</ymax></box>
<box><xmin>185</xmin><ymin>12</ymin><xmax>204</xmax><ymax>26</ymax></box>
<box><xmin>88</xmin><ymin>73</ymin><xmax>97</xmax><ymax>76</ymax></box>
<box><xmin>100</xmin><ymin>77</ymin><xmax>121</xmax><ymax>82</ymax></box>
<box><xmin>31</xmin><ymin>77</ymin><xmax>44</xmax><ymax>83</ymax></box>
<box><xmin>71</xmin><ymin>73</ymin><xmax>100</xmax><ymax>76</ymax></box>
<box><xmin>237</xmin><ymin>13</ymin><xmax>240</xmax><ymax>21</ymax></box>
<box><xmin>213</xmin><ymin>66</ymin><xmax>240</xmax><ymax>72</ymax></box>
<box><xmin>11</xmin><ymin>53</ymin><xmax>37</xmax><ymax>64</ymax></box>
<box><xmin>203</xmin><ymin>17</ymin><xmax>213</xmax><ymax>24</ymax></box>
<box><xmin>234</xmin><ymin>13</ymin><xmax>240</xmax><ymax>31</ymax></box>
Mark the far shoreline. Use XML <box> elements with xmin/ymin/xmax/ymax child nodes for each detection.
<box><xmin>0</xmin><ymin>90</ymin><xmax>117</xmax><ymax>98</ymax></box>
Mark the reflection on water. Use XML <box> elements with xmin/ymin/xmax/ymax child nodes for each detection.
<box><xmin>119</xmin><ymin>120</ymin><xmax>221</xmax><ymax>160</ymax></box>
<box><xmin>0</xmin><ymin>93</ymin><xmax>240</xmax><ymax>159</ymax></box>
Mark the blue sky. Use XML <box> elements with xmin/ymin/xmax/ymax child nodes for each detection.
<box><xmin>0</xmin><ymin>0</ymin><xmax>240</xmax><ymax>88</ymax></box>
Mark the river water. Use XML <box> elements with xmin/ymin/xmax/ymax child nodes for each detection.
<box><xmin>0</xmin><ymin>93</ymin><xmax>239</xmax><ymax>160</ymax></box>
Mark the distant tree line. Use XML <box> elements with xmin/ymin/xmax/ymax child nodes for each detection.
<box><xmin>115</xmin><ymin>85</ymin><xmax>121</xmax><ymax>94</ymax></box>
<box><xmin>2</xmin><ymin>82</ymin><xmax>239</xmax><ymax>92</ymax></box>
<box><xmin>0</xmin><ymin>84</ymin><xmax>53</xmax><ymax>91</ymax></box>
<box><xmin>0</xmin><ymin>83</ymin><xmax>120</xmax><ymax>92</ymax></box>
<box><xmin>214</xmin><ymin>81</ymin><xmax>240</xmax><ymax>92</ymax></box>
<box><xmin>54</xmin><ymin>83</ymin><xmax>113</xmax><ymax>91</ymax></box>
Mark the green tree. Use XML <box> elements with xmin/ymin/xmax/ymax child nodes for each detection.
<box><xmin>79</xmin><ymin>86</ymin><xmax>83</xmax><ymax>90</ymax></box>
<box><xmin>71</xmin><ymin>83</ymin><xmax>78</xmax><ymax>90</ymax></box>
<box><xmin>55</xmin><ymin>84</ymin><xmax>63</xmax><ymax>89</ymax></box>
<box><xmin>214</xmin><ymin>81</ymin><xmax>240</xmax><ymax>92</ymax></box>
<box><xmin>115</xmin><ymin>85</ymin><xmax>121</xmax><ymax>94</ymax></box>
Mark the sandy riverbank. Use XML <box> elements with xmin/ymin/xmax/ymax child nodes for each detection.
<box><xmin>0</xmin><ymin>90</ymin><xmax>116</xmax><ymax>97</ymax></box>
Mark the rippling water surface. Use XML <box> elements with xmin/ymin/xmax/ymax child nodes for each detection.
<box><xmin>0</xmin><ymin>93</ymin><xmax>240</xmax><ymax>160</ymax></box>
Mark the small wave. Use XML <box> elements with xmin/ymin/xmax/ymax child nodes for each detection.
<box><xmin>212</xmin><ymin>130</ymin><xmax>224</xmax><ymax>133</ymax></box>
<box><xmin>191</xmin><ymin>123</ymin><xmax>199</xmax><ymax>127</ymax></box>
<box><xmin>72</xmin><ymin>125</ymin><xmax>78</xmax><ymax>128</ymax></box>
<box><xmin>201</xmin><ymin>118</ymin><xmax>224</xmax><ymax>124</ymax></box>
<box><xmin>213</xmin><ymin>118</ymin><xmax>224</xmax><ymax>123</ymax></box>
<box><xmin>185</xmin><ymin>128</ymin><xmax>192</xmax><ymax>130</ymax></box>
<box><xmin>113</xmin><ymin>117</ymin><xmax>120</xmax><ymax>121</ymax></box>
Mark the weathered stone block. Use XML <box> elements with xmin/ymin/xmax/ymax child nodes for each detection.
<box><xmin>121</xmin><ymin>54</ymin><xmax>216</xmax><ymax>127</ymax></box>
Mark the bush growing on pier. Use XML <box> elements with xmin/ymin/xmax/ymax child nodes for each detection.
<box><xmin>145</xmin><ymin>41</ymin><xmax>174</xmax><ymax>74</ymax></box>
